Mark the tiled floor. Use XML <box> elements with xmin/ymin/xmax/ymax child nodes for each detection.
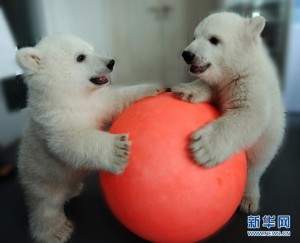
<box><xmin>1</xmin><ymin>114</ymin><xmax>299</xmax><ymax>243</ymax></box>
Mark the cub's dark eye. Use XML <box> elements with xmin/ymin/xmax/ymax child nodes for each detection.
<box><xmin>77</xmin><ymin>54</ymin><xmax>86</xmax><ymax>62</ymax></box>
<box><xmin>209</xmin><ymin>37</ymin><xmax>219</xmax><ymax>45</ymax></box>
<box><xmin>192</xmin><ymin>37</ymin><xmax>196</xmax><ymax>41</ymax></box>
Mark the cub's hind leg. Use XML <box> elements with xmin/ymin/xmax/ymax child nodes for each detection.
<box><xmin>240</xmin><ymin>120</ymin><xmax>284</xmax><ymax>213</ymax></box>
<box><xmin>25</xmin><ymin>185</ymin><xmax>73</xmax><ymax>243</ymax></box>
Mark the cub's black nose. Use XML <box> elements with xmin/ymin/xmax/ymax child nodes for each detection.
<box><xmin>106</xmin><ymin>59</ymin><xmax>115</xmax><ymax>71</ymax></box>
<box><xmin>182</xmin><ymin>51</ymin><xmax>195</xmax><ymax>63</ymax></box>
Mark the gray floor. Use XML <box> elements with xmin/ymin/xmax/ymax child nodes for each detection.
<box><xmin>0</xmin><ymin>114</ymin><xmax>299</xmax><ymax>243</ymax></box>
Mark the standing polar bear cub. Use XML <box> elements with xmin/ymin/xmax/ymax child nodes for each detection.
<box><xmin>173</xmin><ymin>12</ymin><xmax>285</xmax><ymax>213</ymax></box>
<box><xmin>17</xmin><ymin>35</ymin><xmax>162</xmax><ymax>243</ymax></box>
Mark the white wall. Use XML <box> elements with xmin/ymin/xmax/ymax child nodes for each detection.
<box><xmin>102</xmin><ymin>0</ymin><xmax>163</xmax><ymax>84</ymax></box>
<box><xmin>284</xmin><ymin>5</ymin><xmax>300</xmax><ymax>112</ymax></box>
<box><xmin>41</xmin><ymin>0</ymin><xmax>110</xmax><ymax>51</ymax></box>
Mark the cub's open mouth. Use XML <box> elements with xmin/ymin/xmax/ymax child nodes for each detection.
<box><xmin>190</xmin><ymin>63</ymin><xmax>211</xmax><ymax>74</ymax></box>
<box><xmin>89</xmin><ymin>75</ymin><xmax>109</xmax><ymax>85</ymax></box>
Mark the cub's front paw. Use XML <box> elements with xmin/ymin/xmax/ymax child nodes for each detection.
<box><xmin>189</xmin><ymin>125</ymin><xmax>229</xmax><ymax>168</ymax></box>
<box><xmin>107</xmin><ymin>134</ymin><xmax>131</xmax><ymax>174</ymax></box>
<box><xmin>172</xmin><ymin>83</ymin><xmax>204</xmax><ymax>103</ymax></box>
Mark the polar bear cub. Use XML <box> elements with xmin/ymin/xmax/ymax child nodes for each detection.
<box><xmin>17</xmin><ymin>34</ymin><xmax>162</xmax><ymax>243</ymax></box>
<box><xmin>172</xmin><ymin>12</ymin><xmax>285</xmax><ymax>213</ymax></box>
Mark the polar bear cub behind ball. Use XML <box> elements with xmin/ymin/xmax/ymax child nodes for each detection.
<box><xmin>172</xmin><ymin>12</ymin><xmax>285</xmax><ymax>213</ymax></box>
<box><xmin>17</xmin><ymin>34</ymin><xmax>163</xmax><ymax>243</ymax></box>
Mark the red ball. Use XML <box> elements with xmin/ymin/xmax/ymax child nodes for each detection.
<box><xmin>99</xmin><ymin>93</ymin><xmax>246</xmax><ymax>243</ymax></box>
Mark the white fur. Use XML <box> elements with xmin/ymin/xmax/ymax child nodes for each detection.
<box><xmin>172</xmin><ymin>13</ymin><xmax>285</xmax><ymax>213</ymax></box>
<box><xmin>17</xmin><ymin>34</ymin><xmax>163</xmax><ymax>243</ymax></box>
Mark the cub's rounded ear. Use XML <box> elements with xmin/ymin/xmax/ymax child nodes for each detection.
<box><xmin>247</xmin><ymin>16</ymin><xmax>265</xmax><ymax>40</ymax></box>
<box><xmin>16</xmin><ymin>47</ymin><xmax>41</xmax><ymax>73</ymax></box>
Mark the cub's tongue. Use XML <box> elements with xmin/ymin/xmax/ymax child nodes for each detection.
<box><xmin>90</xmin><ymin>75</ymin><xmax>109</xmax><ymax>85</ymax></box>
<box><xmin>99</xmin><ymin>76</ymin><xmax>108</xmax><ymax>82</ymax></box>
<box><xmin>190</xmin><ymin>64</ymin><xmax>209</xmax><ymax>74</ymax></box>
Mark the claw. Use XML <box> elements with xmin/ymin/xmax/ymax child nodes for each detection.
<box><xmin>174</xmin><ymin>92</ymin><xmax>183</xmax><ymax>99</ymax></box>
<box><xmin>202</xmin><ymin>160</ymin><xmax>213</xmax><ymax>167</ymax></box>
<box><xmin>191</xmin><ymin>146</ymin><xmax>202</xmax><ymax>153</ymax></box>
<box><xmin>191</xmin><ymin>135</ymin><xmax>202</xmax><ymax>141</ymax></box>
<box><xmin>120</xmin><ymin>145</ymin><xmax>129</xmax><ymax>150</ymax></box>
